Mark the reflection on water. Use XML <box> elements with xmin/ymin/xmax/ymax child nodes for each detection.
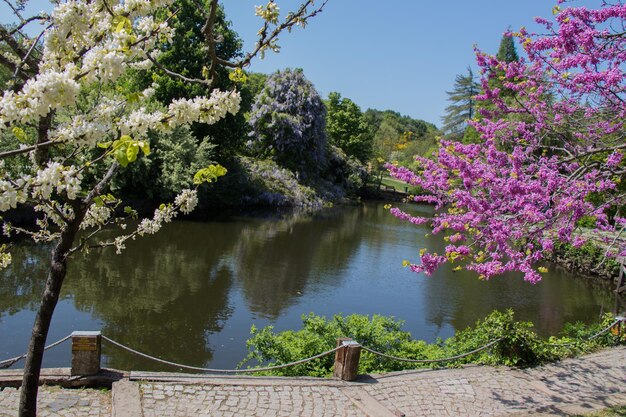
<box><xmin>233</xmin><ymin>207</ymin><xmax>363</xmax><ymax>318</ymax></box>
<box><xmin>0</xmin><ymin>202</ymin><xmax>621</xmax><ymax>370</ymax></box>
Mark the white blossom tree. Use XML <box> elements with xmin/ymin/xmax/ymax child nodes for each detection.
<box><xmin>0</xmin><ymin>0</ymin><xmax>328</xmax><ymax>415</ymax></box>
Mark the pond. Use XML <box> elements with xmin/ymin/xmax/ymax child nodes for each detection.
<box><xmin>0</xmin><ymin>201</ymin><xmax>620</xmax><ymax>371</ymax></box>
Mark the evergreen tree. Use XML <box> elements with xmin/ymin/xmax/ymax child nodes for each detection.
<box><xmin>493</xmin><ymin>33</ymin><xmax>521</xmax><ymax>100</ymax></box>
<box><xmin>496</xmin><ymin>33</ymin><xmax>519</xmax><ymax>63</ymax></box>
<box><xmin>441</xmin><ymin>67</ymin><xmax>479</xmax><ymax>136</ymax></box>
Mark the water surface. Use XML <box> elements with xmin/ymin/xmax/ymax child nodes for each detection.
<box><xmin>0</xmin><ymin>202</ymin><xmax>620</xmax><ymax>371</ymax></box>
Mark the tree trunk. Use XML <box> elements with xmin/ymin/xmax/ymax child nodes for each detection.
<box><xmin>18</xmin><ymin>217</ymin><xmax>82</xmax><ymax>416</ymax></box>
<box><xmin>18</xmin><ymin>246</ymin><xmax>69</xmax><ymax>416</ymax></box>
<box><xmin>18</xmin><ymin>164</ymin><xmax>118</xmax><ymax>416</ymax></box>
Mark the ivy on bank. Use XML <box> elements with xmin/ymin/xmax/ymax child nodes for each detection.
<box><xmin>239</xmin><ymin>310</ymin><xmax>624</xmax><ymax>377</ymax></box>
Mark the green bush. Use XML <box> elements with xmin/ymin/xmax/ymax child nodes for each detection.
<box><xmin>237</xmin><ymin>157</ymin><xmax>323</xmax><ymax>210</ymax></box>
<box><xmin>240</xmin><ymin>310</ymin><xmax>624</xmax><ymax>376</ymax></box>
<box><xmin>112</xmin><ymin>125</ymin><xmax>216</xmax><ymax>201</ymax></box>
<box><xmin>324</xmin><ymin>145</ymin><xmax>368</xmax><ymax>195</ymax></box>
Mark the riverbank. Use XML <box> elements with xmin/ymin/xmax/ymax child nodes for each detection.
<box><xmin>548</xmin><ymin>233</ymin><xmax>625</xmax><ymax>290</ymax></box>
<box><xmin>1</xmin><ymin>346</ymin><xmax>625</xmax><ymax>416</ymax></box>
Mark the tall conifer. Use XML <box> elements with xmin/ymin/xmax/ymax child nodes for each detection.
<box><xmin>441</xmin><ymin>67</ymin><xmax>479</xmax><ymax>136</ymax></box>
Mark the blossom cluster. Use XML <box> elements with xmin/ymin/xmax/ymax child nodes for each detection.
<box><xmin>0</xmin><ymin>162</ymin><xmax>83</xmax><ymax>217</ymax></box>
<box><xmin>174</xmin><ymin>189</ymin><xmax>198</xmax><ymax>214</ymax></box>
<box><xmin>31</xmin><ymin>162</ymin><xmax>82</xmax><ymax>200</ymax></box>
<box><xmin>167</xmin><ymin>90</ymin><xmax>242</xmax><ymax>127</ymax></box>
<box><xmin>0</xmin><ymin>66</ymin><xmax>80</xmax><ymax>125</ymax></box>
<box><xmin>81</xmin><ymin>204</ymin><xmax>114</xmax><ymax>230</ymax></box>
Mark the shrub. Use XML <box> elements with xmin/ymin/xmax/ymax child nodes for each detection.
<box><xmin>238</xmin><ymin>157</ymin><xmax>323</xmax><ymax>210</ymax></box>
<box><xmin>112</xmin><ymin>126</ymin><xmax>216</xmax><ymax>201</ymax></box>
<box><xmin>324</xmin><ymin>145</ymin><xmax>368</xmax><ymax>195</ymax></box>
<box><xmin>240</xmin><ymin>310</ymin><xmax>624</xmax><ymax>376</ymax></box>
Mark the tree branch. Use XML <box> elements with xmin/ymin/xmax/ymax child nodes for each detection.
<box><xmin>84</xmin><ymin>162</ymin><xmax>119</xmax><ymax>205</ymax></box>
<box><xmin>12</xmin><ymin>25</ymin><xmax>48</xmax><ymax>81</ymax></box>
<box><xmin>0</xmin><ymin>139</ymin><xmax>63</xmax><ymax>159</ymax></box>
<box><xmin>7</xmin><ymin>15</ymin><xmax>48</xmax><ymax>37</ymax></box>
<box><xmin>217</xmin><ymin>0</ymin><xmax>330</xmax><ymax>69</ymax></box>
<box><xmin>0</xmin><ymin>25</ymin><xmax>39</xmax><ymax>77</ymax></box>
<box><xmin>561</xmin><ymin>142</ymin><xmax>626</xmax><ymax>164</ymax></box>
<box><xmin>202</xmin><ymin>0</ymin><xmax>220</xmax><ymax>84</ymax></box>
<box><xmin>146</xmin><ymin>53</ymin><xmax>213</xmax><ymax>86</ymax></box>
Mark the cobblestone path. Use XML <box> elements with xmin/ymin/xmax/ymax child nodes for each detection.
<box><xmin>0</xmin><ymin>385</ymin><xmax>110</xmax><ymax>417</ymax></box>
<box><xmin>136</xmin><ymin>346</ymin><xmax>626</xmax><ymax>417</ymax></box>
<box><xmin>0</xmin><ymin>346</ymin><xmax>624</xmax><ymax>416</ymax></box>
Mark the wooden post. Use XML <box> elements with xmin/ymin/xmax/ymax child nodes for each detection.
<box><xmin>615</xmin><ymin>316</ymin><xmax>625</xmax><ymax>337</ymax></box>
<box><xmin>71</xmin><ymin>331</ymin><xmax>101</xmax><ymax>376</ymax></box>
<box><xmin>333</xmin><ymin>338</ymin><xmax>361</xmax><ymax>381</ymax></box>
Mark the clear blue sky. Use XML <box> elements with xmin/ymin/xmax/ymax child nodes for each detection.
<box><xmin>2</xmin><ymin>0</ymin><xmax>598</xmax><ymax>126</ymax></box>
<box><xmin>222</xmin><ymin>1</ymin><xmax>597</xmax><ymax>126</ymax></box>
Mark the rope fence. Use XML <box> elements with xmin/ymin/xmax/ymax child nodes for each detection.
<box><xmin>0</xmin><ymin>317</ymin><xmax>623</xmax><ymax>375</ymax></box>
<box><xmin>360</xmin><ymin>337</ymin><xmax>503</xmax><ymax>364</ymax></box>
<box><xmin>0</xmin><ymin>334</ymin><xmax>72</xmax><ymax>369</ymax></box>
<box><xmin>102</xmin><ymin>335</ymin><xmax>341</xmax><ymax>374</ymax></box>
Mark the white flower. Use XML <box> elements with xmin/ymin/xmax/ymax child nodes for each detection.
<box><xmin>81</xmin><ymin>203</ymin><xmax>113</xmax><ymax>229</ymax></box>
<box><xmin>0</xmin><ymin>66</ymin><xmax>80</xmax><ymax>125</ymax></box>
<box><xmin>32</xmin><ymin>162</ymin><xmax>82</xmax><ymax>200</ymax></box>
<box><xmin>137</xmin><ymin>218</ymin><xmax>161</xmax><ymax>236</ymax></box>
<box><xmin>141</xmin><ymin>87</ymin><xmax>155</xmax><ymax>99</ymax></box>
<box><xmin>167</xmin><ymin>90</ymin><xmax>241</xmax><ymax>127</ymax></box>
<box><xmin>174</xmin><ymin>189</ymin><xmax>198</xmax><ymax>214</ymax></box>
<box><xmin>114</xmin><ymin>236</ymin><xmax>126</xmax><ymax>254</ymax></box>
<box><xmin>0</xmin><ymin>180</ymin><xmax>18</xmax><ymax>211</ymax></box>
<box><xmin>120</xmin><ymin>108</ymin><xmax>165</xmax><ymax>138</ymax></box>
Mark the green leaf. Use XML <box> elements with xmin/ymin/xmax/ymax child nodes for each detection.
<box><xmin>138</xmin><ymin>141</ymin><xmax>150</xmax><ymax>156</ymax></box>
<box><xmin>193</xmin><ymin>164</ymin><xmax>228</xmax><ymax>185</ymax></box>
<box><xmin>124</xmin><ymin>206</ymin><xmax>138</xmax><ymax>219</ymax></box>
<box><xmin>126</xmin><ymin>142</ymin><xmax>139</xmax><ymax>163</ymax></box>
<box><xmin>115</xmin><ymin>148</ymin><xmax>130</xmax><ymax>167</ymax></box>
<box><xmin>97</xmin><ymin>141</ymin><xmax>112</xmax><ymax>149</ymax></box>
<box><xmin>229</xmin><ymin>68</ymin><xmax>248</xmax><ymax>83</ymax></box>
<box><xmin>112</xmin><ymin>16</ymin><xmax>131</xmax><ymax>33</ymax></box>
<box><xmin>127</xmin><ymin>92</ymin><xmax>140</xmax><ymax>104</ymax></box>
<box><xmin>12</xmin><ymin>127</ymin><xmax>27</xmax><ymax>143</ymax></box>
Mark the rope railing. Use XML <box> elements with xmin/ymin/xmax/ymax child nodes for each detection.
<box><xmin>0</xmin><ymin>334</ymin><xmax>72</xmax><ymax>369</ymax></box>
<box><xmin>359</xmin><ymin>337</ymin><xmax>503</xmax><ymax>364</ymax></box>
<box><xmin>102</xmin><ymin>335</ymin><xmax>341</xmax><ymax>374</ymax></box>
<box><xmin>1</xmin><ymin>317</ymin><xmax>623</xmax><ymax>375</ymax></box>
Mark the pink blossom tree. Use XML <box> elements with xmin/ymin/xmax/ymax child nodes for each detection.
<box><xmin>388</xmin><ymin>1</ymin><xmax>626</xmax><ymax>283</ymax></box>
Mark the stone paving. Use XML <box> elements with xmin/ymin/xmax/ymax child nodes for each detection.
<box><xmin>141</xmin><ymin>384</ymin><xmax>362</xmax><ymax>417</ymax></box>
<box><xmin>0</xmin><ymin>385</ymin><xmax>110</xmax><ymax>417</ymax></box>
<box><xmin>136</xmin><ymin>346</ymin><xmax>626</xmax><ymax>417</ymax></box>
<box><xmin>0</xmin><ymin>346</ymin><xmax>624</xmax><ymax>416</ymax></box>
